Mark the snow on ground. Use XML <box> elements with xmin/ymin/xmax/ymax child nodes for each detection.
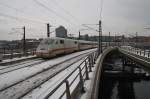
<box><xmin>0</xmin><ymin>59</ymin><xmax>44</xmax><ymax>74</ymax></box>
<box><xmin>0</xmin><ymin>65</ymin><xmax>10</xmax><ymax>70</ymax></box>
<box><xmin>0</xmin><ymin>48</ymin><xmax>96</xmax><ymax>99</ymax></box>
<box><xmin>0</xmin><ymin>55</ymin><xmax>36</xmax><ymax>64</ymax></box>
<box><xmin>0</xmin><ymin>56</ymin><xmax>87</xmax><ymax>99</ymax></box>
<box><xmin>0</xmin><ymin>49</ymin><xmax>95</xmax><ymax>91</ymax></box>
<box><xmin>22</xmin><ymin>58</ymin><xmax>86</xmax><ymax>99</ymax></box>
<box><xmin>80</xmin><ymin>62</ymin><xmax>96</xmax><ymax>99</ymax></box>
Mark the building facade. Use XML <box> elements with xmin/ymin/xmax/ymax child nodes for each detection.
<box><xmin>55</xmin><ymin>26</ymin><xmax>67</xmax><ymax>38</ymax></box>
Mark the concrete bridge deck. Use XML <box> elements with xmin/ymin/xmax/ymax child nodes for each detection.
<box><xmin>119</xmin><ymin>47</ymin><xmax>150</xmax><ymax>69</ymax></box>
<box><xmin>83</xmin><ymin>46</ymin><xmax>150</xmax><ymax>99</ymax></box>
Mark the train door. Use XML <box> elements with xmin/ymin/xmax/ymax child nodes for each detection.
<box><xmin>64</xmin><ymin>39</ymin><xmax>71</xmax><ymax>53</ymax></box>
<box><xmin>54</xmin><ymin>39</ymin><xmax>65</xmax><ymax>55</ymax></box>
<box><xmin>74</xmin><ymin>41</ymin><xmax>78</xmax><ymax>51</ymax></box>
<box><xmin>64</xmin><ymin>39</ymin><xmax>67</xmax><ymax>53</ymax></box>
<box><xmin>60</xmin><ymin>39</ymin><xmax>65</xmax><ymax>53</ymax></box>
<box><xmin>53</xmin><ymin>40</ymin><xmax>59</xmax><ymax>55</ymax></box>
<box><xmin>64</xmin><ymin>39</ymin><xmax>76</xmax><ymax>53</ymax></box>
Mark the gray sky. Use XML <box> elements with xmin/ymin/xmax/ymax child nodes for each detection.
<box><xmin>0</xmin><ymin>0</ymin><xmax>149</xmax><ymax>40</ymax></box>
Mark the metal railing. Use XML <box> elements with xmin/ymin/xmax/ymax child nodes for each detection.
<box><xmin>121</xmin><ymin>46</ymin><xmax>150</xmax><ymax>58</ymax></box>
<box><xmin>43</xmin><ymin>51</ymin><xmax>97</xmax><ymax>99</ymax></box>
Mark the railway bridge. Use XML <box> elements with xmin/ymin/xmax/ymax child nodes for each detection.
<box><xmin>0</xmin><ymin>46</ymin><xmax>150</xmax><ymax>99</ymax></box>
<box><xmin>87</xmin><ymin>46</ymin><xmax>150</xmax><ymax>99</ymax></box>
<box><xmin>48</xmin><ymin>46</ymin><xmax>150</xmax><ymax>99</ymax></box>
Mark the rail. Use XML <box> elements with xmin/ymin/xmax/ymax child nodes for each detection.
<box><xmin>121</xmin><ymin>46</ymin><xmax>150</xmax><ymax>58</ymax></box>
<box><xmin>0</xmin><ymin>48</ymin><xmax>36</xmax><ymax>61</ymax></box>
<box><xmin>43</xmin><ymin>51</ymin><xmax>98</xmax><ymax>99</ymax></box>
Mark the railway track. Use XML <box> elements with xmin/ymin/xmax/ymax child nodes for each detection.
<box><xmin>0</xmin><ymin>50</ymin><xmax>95</xmax><ymax>99</ymax></box>
<box><xmin>0</xmin><ymin>58</ymin><xmax>46</xmax><ymax>75</ymax></box>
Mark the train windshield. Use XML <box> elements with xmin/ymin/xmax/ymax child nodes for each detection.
<box><xmin>41</xmin><ymin>39</ymin><xmax>54</xmax><ymax>45</ymax></box>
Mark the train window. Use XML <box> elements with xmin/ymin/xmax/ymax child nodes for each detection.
<box><xmin>74</xmin><ymin>41</ymin><xmax>77</xmax><ymax>44</ymax></box>
<box><xmin>48</xmin><ymin>40</ymin><xmax>54</xmax><ymax>44</ymax></box>
<box><xmin>56</xmin><ymin>41</ymin><xmax>58</xmax><ymax>44</ymax></box>
<box><xmin>44</xmin><ymin>40</ymin><xmax>48</xmax><ymax>44</ymax></box>
<box><xmin>60</xmin><ymin>40</ymin><xmax>64</xmax><ymax>44</ymax></box>
<box><xmin>41</xmin><ymin>39</ymin><xmax>54</xmax><ymax>45</ymax></box>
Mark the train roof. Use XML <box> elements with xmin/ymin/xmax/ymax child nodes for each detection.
<box><xmin>43</xmin><ymin>37</ymin><xmax>97</xmax><ymax>44</ymax></box>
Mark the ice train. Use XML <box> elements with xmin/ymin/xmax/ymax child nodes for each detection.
<box><xmin>36</xmin><ymin>37</ymin><xmax>97</xmax><ymax>58</ymax></box>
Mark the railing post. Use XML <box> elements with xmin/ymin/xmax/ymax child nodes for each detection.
<box><xmin>3</xmin><ymin>47</ymin><xmax>5</xmax><ymax>55</ymax></box>
<box><xmin>132</xmin><ymin>47</ymin><xmax>134</xmax><ymax>53</ymax></box>
<box><xmin>65</xmin><ymin>80</ymin><xmax>71</xmax><ymax>99</ymax></box>
<box><xmin>140</xmin><ymin>50</ymin><xmax>141</xmax><ymax>55</ymax></box>
<box><xmin>143</xmin><ymin>49</ymin><xmax>145</xmax><ymax>56</ymax></box>
<box><xmin>85</xmin><ymin>60</ymin><xmax>89</xmax><ymax>80</ymax></box>
<box><xmin>91</xmin><ymin>55</ymin><xmax>94</xmax><ymax>67</ymax></box>
<box><xmin>88</xmin><ymin>56</ymin><xmax>92</xmax><ymax>72</ymax></box>
<box><xmin>93</xmin><ymin>53</ymin><xmax>95</xmax><ymax>64</ymax></box>
<box><xmin>94</xmin><ymin>52</ymin><xmax>97</xmax><ymax>59</ymax></box>
<box><xmin>11</xmin><ymin>48</ymin><xmax>13</xmax><ymax>59</ymax></box>
<box><xmin>79</xmin><ymin>66</ymin><xmax>85</xmax><ymax>93</ymax></box>
<box><xmin>148</xmin><ymin>50</ymin><xmax>150</xmax><ymax>58</ymax></box>
<box><xmin>137</xmin><ymin>49</ymin><xmax>139</xmax><ymax>54</ymax></box>
<box><xmin>19</xmin><ymin>52</ymin><xmax>21</xmax><ymax>58</ymax></box>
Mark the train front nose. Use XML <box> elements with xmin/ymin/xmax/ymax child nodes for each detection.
<box><xmin>36</xmin><ymin>47</ymin><xmax>48</xmax><ymax>57</ymax></box>
<box><xmin>36</xmin><ymin>51</ymin><xmax>49</xmax><ymax>58</ymax></box>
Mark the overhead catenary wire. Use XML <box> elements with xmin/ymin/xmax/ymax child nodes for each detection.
<box><xmin>0</xmin><ymin>3</ymin><xmax>46</xmax><ymax>24</ymax></box>
<box><xmin>82</xmin><ymin>24</ymin><xmax>99</xmax><ymax>32</ymax></box>
<box><xmin>33</xmin><ymin>0</ymin><xmax>79</xmax><ymax>27</ymax></box>
<box><xmin>46</xmin><ymin>0</ymin><xmax>81</xmax><ymax>24</ymax></box>
<box><xmin>0</xmin><ymin>12</ymin><xmax>45</xmax><ymax>24</ymax></box>
<box><xmin>0</xmin><ymin>2</ymin><xmax>19</xmax><ymax>12</ymax></box>
<box><xmin>100</xmin><ymin>0</ymin><xmax>104</xmax><ymax>19</ymax></box>
<box><xmin>0</xmin><ymin>1</ymin><xmax>69</xmax><ymax>28</ymax></box>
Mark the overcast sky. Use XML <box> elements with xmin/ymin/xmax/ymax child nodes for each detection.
<box><xmin>0</xmin><ymin>0</ymin><xmax>149</xmax><ymax>40</ymax></box>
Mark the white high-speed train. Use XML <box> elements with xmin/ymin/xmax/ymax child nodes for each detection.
<box><xmin>36</xmin><ymin>37</ymin><xmax>97</xmax><ymax>58</ymax></box>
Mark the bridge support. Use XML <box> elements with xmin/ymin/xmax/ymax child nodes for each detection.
<box><xmin>122</xmin><ymin>57</ymin><xmax>136</xmax><ymax>73</ymax></box>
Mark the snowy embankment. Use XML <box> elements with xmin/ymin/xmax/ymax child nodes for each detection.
<box><xmin>0</xmin><ymin>48</ymin><xmax>96</xmax><ymax>99</ymax></box>
<box><xmin>22</xmin><ymin>57</ymin><xmax>87</xmax><ymax>99</ymax></box>
<box><xmin>0</xmin><ymin>58</ymin><xmax>44</xmax><ymax>74</ymax></box>
<box><xmin>0</xmin><ymin>55</ymin><xmax>36</xmax><ymax>64</ymax></box>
